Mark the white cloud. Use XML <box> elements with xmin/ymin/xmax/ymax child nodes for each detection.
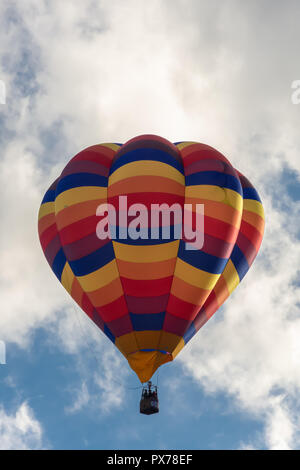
<box><xmin>264</xmin><ymin>398</ymin><xmax>295</xmax><ymax>450</ymax></box>
<box><xmin>64</xmin><ymin>382</ymin><xmax>90</xmax><ymax>415</ymax></box>
<box><xmin>0</xmin><ymin>402</ymin><xmax>45</xmax><ymax>450</ymax></box>
<box><xmin>0</xmin><ymin>0</ymin><xmax>300</xmax><ymax>449</ymax></box>
<box><xmin>47</xmin><ymin>308</ymin><xmax>130</xmax><ymax>414</ymax></box>
<box><xmin>93</xmin><ymin>348</ymin><xmax>128</xmax><ymax>413</ymax></box>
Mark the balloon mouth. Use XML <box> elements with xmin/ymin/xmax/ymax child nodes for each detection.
<box><xmin>127</xmin><ymin>350</ymin><xmax>173</xmax><ymax>383</ymax></box>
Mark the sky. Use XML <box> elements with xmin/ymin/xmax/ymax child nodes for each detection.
<box><xmin>0</xmin><ymin>0</ymin><xmax>300</xmax><ymax>450</ymax></box>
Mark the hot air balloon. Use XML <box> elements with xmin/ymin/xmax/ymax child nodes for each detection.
<box><xmin>38</xmin><ymin>134</ymin><xmax>264</xmax><ymax>414</ymax></box>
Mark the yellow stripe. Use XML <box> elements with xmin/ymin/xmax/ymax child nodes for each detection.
<box><xmin>102</xmin><ymin>143</ymin><xmax>121</xmax><ymax>151</ymax></box>
<box><xmin>224</xmin><ymin>188</ymin><xmax>243</xmax><ymax>212</ymax></box>
<box><xmin>222</xmin><ymin>259</ymin><xmax>240</xmax><ymax>294</ymax></box>
<box><xmin>135</xmin><ymin>331</ymin><xmax>161</xmax><ymax>349</ymax></box>
<box><xmin>109</xmin><ymin>160</ymin><xmax>185</xmax><ymax>186</ymax></box>
<box><xmin>175</xmin><ymin>142</ymin><xmax>197</xmax><ymax>150</ymax></box>
<box><xmin>115</xmin><ymin>332</ymin><xmax>139</xmax><ymax>355</ymax></box>
<box><xmin>77</xmin><ymin>260</ymin><xmax>119</xmax><ymax>292</ymax></box>
<box><xmin>171</xmin><ymin>338</ymin><xmax>185</xmax><ymax>358</ymax></box>
<box><xmin>38</xmin><ymin>202</ymin><xmax>55</xmax><ymax>220</ymax></box>
<box><xmin>158</xmin><ymin>331</ymin><xmax>183</xmax><ymax>354</ymax></box>
<box><xmin>186</xmin><ymin>185</ymin><xmax>243</xmax><ymax>212</ymax></box>
<box><xmin>113</xmin><ymin>240</ymin><xmax>179</xmax><ymax>263</ymax></box>
<box><xmin>55</xmin><ymin>186</ymin><xmax>107</xmax><ymax>213</ymax></box>
<box><xmin>243</xmin><ymin>199</ymin><xmax>265</xmax><ymax>219</ymax></box>
<box><xmin>174</xmin><ymin>258</ymin><xmax>220</xmax><ymax>290</ymax></box>
<box><xmin>61</xmin><ymin>262</ymin><xmax>75</xmax><ymax>294</ymax></box>
<box><xmin>185</xmin><ymin>185</ymin><xmax>224</xmax><ymax>202</ymax></box>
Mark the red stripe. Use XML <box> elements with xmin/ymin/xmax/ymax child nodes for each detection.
<box><xmin>239</xmin><ymin>220</ymin><xmax>263</xmax><ymax>252</ymax></box>
<box><xmin>96</xmin><ymin>296</ymin><xmax>128</xmax><ymax>322</ymax></box>
<box><xmin>91</xmin><ymin>309</ymin><xmax>105</xmax><ymax>332</ymax></box>
<box><xmin>201</xmin><ymin>291</ymin><xmax>219</xmax><ymax>320</ymax></box>
<box><xmin>71</xmin><ymin>277</ymin><xmax>84</xmax><ymax>307</ymax></box>
<box><xmin>125</xmin><ymin>134</ymin><xmax>178</xmax><ymax>147</ymax></box>
<box><xmin>63</xmin><ymin>232</ymin><xmax>110</xmax><ymax>261</ymax></box>
<box><xmin>163</xmin><ymin>312</ymin><xmax>189</xmax><ymax>337</ymax></box>
<box><xmin>71</xmin><ymin>146</ymin><xmax>115</xmax><ymax>167</ymax></box>
<box><xmin>236</xmin><ymin>231</ymin><xmax>258</xmax><ymax>266</ymax></box>
<box><xmin>58</xmin><ymin>215</ymin><xmax>98</xmax><ymax>245</ymax></box>
<box><xmin>181</xmin><ymin>232</ymin><xmax>234</xmax><ymax>259</ymax></box>
<box><xmin>180</xmin><ymin>144</ymin><xmax>232</xmax><ymax>167</ymax></box>
<box><xmin>121</xmin><ymin>276</ymin><xmax>173</xmax><ymax>297</ymax></box>
<box><xmin>125</xmin><ymin>294</ymin><xmax>169</xmax><ymax>314</ymax></box>
<box><xmin>106</xmin><ymin>314</ymin><xmax>133</xmax><ymax>337</ymax></box>
<box><xmin>166</xmin><ymin>294</ymin><xmax>198</xmax><ymax>321</ymax></box>
<box><xmin>203</xmin><ymin>215</ymin><xmax>238</xmax><ymax>244</ymax></box>
<box><xmin>193</xmin><ymin>309</ymin><xmax>208</xmax><ymax>332</ymax></box>
<box><xmin>61</xmin><ymin>159</ymin><xmax>109</xmax><ymax>178</ymax></box>
<box><xmin>81</xmin><ymin>292</ymin><xmax>95</xmax><ymax>316</ymax></box>
<box><xmin>44</xmin><ymin>234</ymin><xmax>61</xmax><ymax>266</ymax></box>
<box><xmin>184</xmin><ymin>159</ymin><xmax>236</xmax><ymax>177</ymax></box>
<box><xmin>39</xmin><ymin>223</ymin><xmax>57</xmax><ymax>251</ymax></box>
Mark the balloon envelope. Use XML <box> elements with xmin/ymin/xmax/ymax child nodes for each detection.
<box><xmin>38</xmin><ymin>135</ymin><xmax>264</xmax><ymax>382</ymax></box>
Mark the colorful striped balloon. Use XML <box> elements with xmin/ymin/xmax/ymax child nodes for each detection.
<box><xmin>38</xmin><ymin>135</ymin><xmax>265</xmax><ymax>382</ymax></box>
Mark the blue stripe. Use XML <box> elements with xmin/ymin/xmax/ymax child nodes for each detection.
<box><xmin>69</xmin><ymin>242</ymin><xmax>115</xmax><ymax>276</ymax></box>
<box><xmin>109</xmin><ymin>148</ymin><xmax>184</xmax><ymax>175</ymax></box>
<box><xmin>42</xmin><ymin>189</ymin><xmax>56</xmax><ymax>203</ymax></box>
<box><xmin>186</xmin><ymin>171</ymin><xmax>242</xmax><ymax>194</ymax></box>
<box><xmin>230</xmin><ymin>245</ymin><xmax>249</xmax><ymax>281</ymax></box>
<box><xmin>178</xmin><ymin>241</ymin><xmax>228</xmax><ymax>274</ymax></box>
<box><xmin>52</xmin><ymin>248</ymin><xmax>66</xmax><ymax>280</ymax></box>
<box><xmin>56</xmin><ymin>173</ymin><xmax>107</xmax><ymax>196</ymax></box>
<box><xmin>140</xmin><ymin>349</ymin><xmax>169</xmax><ymax>354</ymax></box>
<box><xmin>130</xmin><ymin>312</ymin><xmax>165</xmax><ymax>331</ymax></box>
<box><xmin>110</xmin><ymin>224</ymin><xmax>182</xmax><ymax>245</ymax></box>
<box><xmin>183</xmin><ymin>322</ymin><xmax>197</xmax><ymax>344</ymax></box>
<box><xmin>104</xmin><ymin>324</ymin><xmax>115</xmax><ymax>343</ymax></box>
<box><xmin>243</xmin><ymin>187</ymin><xmax>261</xmax><ymax>202</ymax></box>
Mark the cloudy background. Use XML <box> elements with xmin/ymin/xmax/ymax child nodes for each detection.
<box><xmin>0</xmin><ymin>0</ymin><xmax>300</xmax><ymax>450</ymax></box>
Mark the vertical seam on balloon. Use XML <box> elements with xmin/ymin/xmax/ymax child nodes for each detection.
<box><xmin>108</xmin><ymin>160</ymin><xmax>141</xmax><ymax>356</ymax></box>
<box><xmin>110</xmin><ymin>241</ymin><xmax>141</xmax><ymax>354</ymax></box>
<box><xmin>184</xmin><ymin>170</ymin><xmax>246</xmax><ymax>344</ymax></box>
<box><xmin>155</xmin><ymin>144</ymin><xmax>184</xmax><ymax>357</ymax></box>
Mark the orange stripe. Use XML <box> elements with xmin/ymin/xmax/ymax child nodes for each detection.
<box><xmin>212</xmin><ymin>275</ymin><xmax>230</xmax><ymax>306</ymax></box>
<box><xmin>108</xmin><ymin>176</ymin><xmax>185</xmax><ymax>197</ymax></box>
<box><xmin>87</xmin><ymin>277</ymin><xmax>123</xmax><ymax>307</ymax></box>
<box><xmin>116</xmin><ymin>258</ymin><xmax>177</xmax><ymax>280</ymax></box>
<box><xmin>55</xmin><ymin>199</ymin><xmax>107</xmax><ymax>230</ymax></box>
<box><xmin>242</xmin><ymin>210</ymin><xmax>265</xmax><ymax>234</ymax></box>
<box><xmin>38</xmin><ymin>212</ymin><xmax>56</xmax><ymax>236</ymax></box>
<box><xmin>171</xmin><ymin>276</ymin><xmax>211</xmax><ymax>307</ymax></box>
<box><xmin>184</xmin><ymin>197</ymin><xmax>241</xmax><ymax>228</ymax></box>
<box><xmin>71</xmin><ymin>277</ymin><xmax>84</xmax><ymax>306</ymax></box>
